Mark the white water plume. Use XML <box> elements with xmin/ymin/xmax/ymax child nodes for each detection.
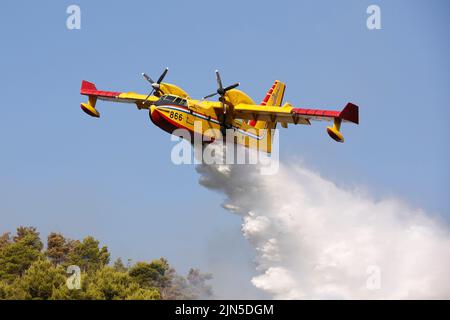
<box><xmin>196</xmin><ymin>145</ymin><xmax>450</xmax><ymax>299</ymax></box>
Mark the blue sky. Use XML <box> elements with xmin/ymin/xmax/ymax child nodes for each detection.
<box><xmin>1</xmin><ymin>0</ymin><xmax>449</xmax><ymax>297</ymax></box>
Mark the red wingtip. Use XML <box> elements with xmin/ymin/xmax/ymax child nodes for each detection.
<box><xmin>339</xmin><ymin>103</ymin><xmax>359</xmax><ymax>124</ymax></box>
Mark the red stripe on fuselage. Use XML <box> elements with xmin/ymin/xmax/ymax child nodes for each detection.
<box><xmin>157</xmin><ymin>105</ymin><xmax>221</xmax><ymax>124</ymax></box>
<box><xmin>150</xmin><ymin>107</ymin><xmax>224</xmax><ymax>144</ymax></box>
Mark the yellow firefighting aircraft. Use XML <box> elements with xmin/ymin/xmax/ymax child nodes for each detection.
<box><xmin>80</xmin><ymin>68</ymin><xmax>359</xmax><ymax>153</ymax></box>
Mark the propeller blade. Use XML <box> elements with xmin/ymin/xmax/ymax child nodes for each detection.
<box><xmin>224</xmin><ymin>82</ymin><xmax>240</xmax><ymax>92</ymax></box>
<box><xmin>203</xmin><ymin>92</ymin><xmax>218</xmax><ymax>99</ymax></box>
<box><xmin>157</xmin><ymin>67</ymin><xmax>169</xmax><ymax>84</ymax></box>
<box><xmin>142</xmin><ymin>73</ymin><xmax>154</xmax><ymax>84</ymax></box>
<box><xmin>143</xmin><ymin>88</ymin><xmax>155</xmax><ymax>103</ymax></box>
<box><xmin>215</xmin><ymin>70</ymin><xmax>223</xmax><ymax>91</ymax></box>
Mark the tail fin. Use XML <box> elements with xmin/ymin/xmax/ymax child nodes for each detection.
<box><xmin>247</xmin><ymin>80</ymin><xmax>286</xmax><ymax>153</ymax></box>
<box><xmin>249</xmin><ymin>80</ymin><xmax>286</xmax><ymax>129</ymax></box>
<box><xmin>260</xmin><ymin>80</ymin><xmax>286</xmax><ymax>107</ymax></box>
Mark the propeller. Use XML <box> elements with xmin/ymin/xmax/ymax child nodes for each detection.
<box><xmin>203</xmin><ymin>70</ymin><xmax>240</xmax><ymax>136</ymax></box>
<box><xmin>141</xmin><ymin>67</ymin><xmax>169</xmax><ymax>104</ymax></box>
<box><xmin>203</xmin><ymin>70</ymin><xmax>240</xmax><ymax>101</ymax></box>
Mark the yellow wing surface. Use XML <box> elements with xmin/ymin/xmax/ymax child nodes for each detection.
<box><xmin>233</xmin><ymin>102</ymin><xmax>356</xmax><ymax>123</ymax></box>
<box><xmin>232</xmin><ymin>102</ymin><xmax>359</xmax><ymax>142</ymax></box>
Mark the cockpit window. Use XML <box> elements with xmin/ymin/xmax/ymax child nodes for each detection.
<box><xmin>156</xmin><ymin>95</ymin><xmax>187</xmax><ymax>107</ymax></box>
<box><xmin>163</xmin><ymin>95</ymin><xmax>176</xmax><ymax>102</ymax></box>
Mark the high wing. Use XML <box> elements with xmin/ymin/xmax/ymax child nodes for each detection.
<box><xmin>80</xmin><ymin>80</ymin><xmax>190</xmax><ymax>118</ymax></box>
<box><xmin>233</xmin><ymin>102</ymin><xmax>358</xmax><ymax>125</ymax></box>
<box><xmin>80</xmin><ymin>80</ymin><xmax>158</xmax><ymax>117</ymax></box>
<box><xmin>232</xmin><ymin>102</ymin><xmax>359</xmax><ymax>142</ymax></box>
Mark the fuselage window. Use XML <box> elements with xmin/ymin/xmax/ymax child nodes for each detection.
<box><xmin>156</xmin><ymin>95</ymin><xmax>187</xmax><ymax>107</ymax></box>
<box><xmin>174</xmin><ymin>97</ymin><xmax>187</xmax><ymax>107</ymax></box>
<box><xmin>166</xmin><ymin>95</ymin><xmax>176</xmax><ymax>103</ymax></box>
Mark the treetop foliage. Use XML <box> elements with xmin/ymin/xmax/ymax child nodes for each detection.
<box><xmin>0</xmin><ymin>227</ymin><xmax>213</xmax><ymax>300</ymax></box>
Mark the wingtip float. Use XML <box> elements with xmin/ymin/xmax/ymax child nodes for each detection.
<box><xmin>326</xmin><ymin>103</ymin><xmax>359</xmax><ymax>143</ymax></box>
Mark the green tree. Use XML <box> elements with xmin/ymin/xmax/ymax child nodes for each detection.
<box><xmin>0</xmin><ymin>227</ymin><xmax>213</xmax><ymax>300</ymax></box>
<box><xmin>13</xmin><ymin>227</ymin><xmax>43</xmax><ymax>251</ymax></box>
<box><xmin>0</xmin><ymin>233</ymin><xmax>10</xmax><ymax>249</ymax></box>
<box><xmin>0</xmin><ymin>235</ymin><xmax>43</xmax><ymax>282</ymax></box>
<box><xmin>65</xmin><ymin>236</ymin><xmax>110</xmax><ymax>272</ymax></box>
<box><xmin>14</xmin><ymin>258</ymin><xmax>66</xmax><ymax>300</ymax></box>
<box><xmin>84</xmin><ymin>267</ymin><xmax>159</xmax><ymax>300</ymax></box>
<box><xmin>125</xmin><ymin>287</ymin><xmax>160</xmax><ymax>300</ymax></box>
<box><xmin>0</xmin><ymin>281</ymin><xmax>6</xmax><ymax>298</ymax></box>
<box><xmin>50</xmin><ymin>285</ymin><xmax>83</xmax><ymax>300</ymax></box>
<box><xmin>0</xmin><ymin>280</ymin><xmax>28</xmax><ymax>299</ymax></box>
<box><xmin>129</xmin><ymin>258</ymin><xmax>171</xmax><ymax>290</ymax></box>
<box><xmin>46</xmin><ymin>233</ymin><xmax>69</xmax><ymax>265</ymax></box>
<box><xmin>113</xmin><ymin>258</ymin><xmax>127</xmax><ymax>272</ymax></box>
